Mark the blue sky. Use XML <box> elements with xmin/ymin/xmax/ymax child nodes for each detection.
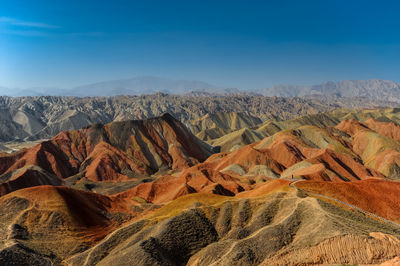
<box><xmin>0</xmin><ymin>0</ymin><xmax>399</xmax><ymax>89</ymax></box>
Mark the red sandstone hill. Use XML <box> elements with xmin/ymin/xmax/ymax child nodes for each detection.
<box><xmin>0</xmin><ymin>165</ymin><xmax>62</xmax><ymax>197</ymax></box>
<box><xmin>3</xmin><ymin>113</ymin><xmax>400</xmax><ymax>203</ymax></box>
<box><xmin>0</xmin><ymin>113</ymin><xmax>214</xmax><ymax>196</ymax></box>
<box><xmin>115</xmin><ymin>126</ymin><xmax>386</xmax><ymax>204</ymax></box>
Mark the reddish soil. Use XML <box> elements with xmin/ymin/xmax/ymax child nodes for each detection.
<box><xmin>0</xmin><ymin>114</ymin><xmax>213</xmax><ymax>186</ymax></box>
<box><xmin>296</xmin><ymin>179</ymin><xmax>400</xmax><ymax>222</ymax></box>
<box><xmin>365</xmin><ymin>118</ymin><xmax>400</xmax><ymax>141</ymax></box>
<box><xmin>335</xmin><ymin>119</ymin><xmax>371</xmax><ymax>135</ymax></box>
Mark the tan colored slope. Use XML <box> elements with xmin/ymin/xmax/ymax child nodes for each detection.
<box><xmin>205</xmin><ymin>108</ymin><xmax>400</xmax><ymax>153</ymax></box>
<box><xmin>204</xmin><ymin>110</ymin><xmax>356</xmax><ymax>153</ymax></box>
<box><xmin>66</xmin><ymin>185</ymin><xmax>400</xmax><ymax>266</ymax></box>
<box><xmin>352</xmin><ymin>130</ymin><xmax>400</xmax><ymax>177</ymax></box>
<box><xmin>203</xmin><ymin>112</ymin><xmax>342</xmax><ymax>152</ymax></box>
<box><xmin>189</xmin><ymin>112</ymin><xmax>262</xmax><ymax>137</ymax></box>
<box><xmin>335</xmin><ymin>107</ymin><xmax>400</xmax><ymax>123</ymax></box>
<box><xmin>209</xmin><ymin>128</ymin><xmax>266</xmax><ymax>152</ymax></box>
<box><xmin>195</xmin><ymin>127</ymin><xmax>233</xmax><ymax>141</ymax></box>
<box><xmin>262</xmin><ymin>233</ymin><xmax>400</xmax><ymax>265</ymax></box>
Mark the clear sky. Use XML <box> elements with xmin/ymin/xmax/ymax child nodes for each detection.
<box><xmin>1</xmin><ymin>0</ymin><xmax>399</xmax><ymax>89</ymax></box>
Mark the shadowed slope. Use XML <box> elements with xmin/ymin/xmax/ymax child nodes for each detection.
<box><xmin>66</xmin><ymin>187</ymin><xmax>400</xmax><ymax>266</ymax></box>
<box><xmin>0</xmin><ymin>185</ymin><xmax>139</xmax><ymax>263</ymax></box>
<box><xmin>0</xmin><ymin>166</ymin><xmax>63</xmax><ymax>197</ymax></box>
<box><xmin>189</xmin><ymin>112</ymin><xmax>262</xmax><ymax>140</ymax></box>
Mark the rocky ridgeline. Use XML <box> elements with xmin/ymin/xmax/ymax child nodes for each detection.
<box><xmin>0</xmin><ymin>93</ymin><xmax>397</xmax><ymax>142</ymax></box>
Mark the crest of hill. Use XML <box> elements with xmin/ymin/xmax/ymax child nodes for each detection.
<box><xmin>188</xmin><ymin>111</ymin><xmax>262</xmax><ymax>138</ymax></box>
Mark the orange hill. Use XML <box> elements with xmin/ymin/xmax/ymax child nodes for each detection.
<box><xmin>296</xmin><ymin>179</ymin><xmax>400</xmax><ymax>222</ymax></box>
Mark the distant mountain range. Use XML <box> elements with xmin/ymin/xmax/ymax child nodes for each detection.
<box><xmin>0</xmin><ymin>76</ymin><xmax>222</xmax><ymax>97</ymax></box>
<box><xmin>2</xmin><ymin>78</ymin><xmax>400</xmax><ymax>102</ymax></box>
<box><xmin>70</xmin><ymin>76</ymin><xmax>222</xmax><ymax>96</ymax></box>
<box><xmin>257</xmin><ymin>79</ymin><xmax>400</xmax><ymax>102</ymax></box>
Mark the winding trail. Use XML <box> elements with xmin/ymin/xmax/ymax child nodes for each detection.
<box><xmin>288</xmin><ymin>180</ymin><xmax>400</xmax><ymax>228</ymax></box>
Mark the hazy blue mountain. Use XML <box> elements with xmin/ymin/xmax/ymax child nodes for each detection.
<box><xmin>3</xmin><ymin>79</ymin><xmax>400</xmax><ymax>101</ymax></box>
<box><xmin>0</xmin><ymin>86</ymin><xmax>29</xmax><ymax>96</ymax></box>
<box><xmin>257</xmin><ymin>85</ymin><xmax>304</xmax><ymax>97</ymax></box>
<box><xmin>0</xmin><ymin>87</ymin><xmax>72</xmax><ymax>97</ymax></box>
<box><xmin>0</xmin><ymin>87</ymin><xmax>11</xmax><ymax>96</ymax></box>
<box><xmin>68</xmin><ymin>76</ymin><xmax>219</xmax><ymax>96</ymax></box>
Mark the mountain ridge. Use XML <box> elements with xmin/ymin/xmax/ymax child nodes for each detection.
<box><xmin>0</xmin><ymin>94</ymin><xmax>354</xmax><ymax>142</ymax></box>
<box><xmin>3</xmin><ymin>78</ymin><xmax>400</xmax><ymax>100</ymax></box>
<box><xmin>258</xmin><ymin>79</ymin><xmax>400</xmax><ymax>102</ymax></box>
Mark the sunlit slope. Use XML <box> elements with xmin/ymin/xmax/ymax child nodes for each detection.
<box><xmin>66</xmin><ymin>184</ymin><xmax>400</xmax><ymax>266</ymax></box>
<box><xmin>203</xmin><ymin>109</ymin><xmax>400</xmax><ymax>175</ymax></box>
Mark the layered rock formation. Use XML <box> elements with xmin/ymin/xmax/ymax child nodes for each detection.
<box><xmin>0</xmin><ymin>114</ymin><xmax>213</xmax><ymax>196</ymax></box>
<box><xmin>1</xmin><ymin>110</ymin><xmax>400</xmax><ymax>265</ymax></box>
